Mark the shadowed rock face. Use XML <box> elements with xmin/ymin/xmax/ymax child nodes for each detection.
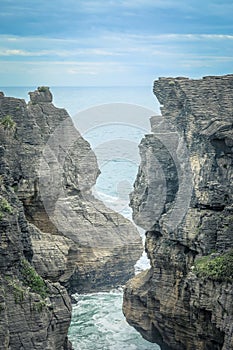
<box><xmin>0</xmin><ymin>88</ymin><xmax>142</xmax><ymax>349</ymax></box>
<box><xmin>123</xmin><ymin>75</ymin><xmax>233</xmax><ymax>350</ymax></box>
<box><xmin>0</xmin><ymin>150</ymin><xmax>72</xmax><ymax>350</ymax></box>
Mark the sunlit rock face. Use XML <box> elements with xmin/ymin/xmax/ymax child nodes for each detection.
<box><xmin>123</xmin><ymin>75</ymin><xmax>233</xmax><ymax>350</ymax></box>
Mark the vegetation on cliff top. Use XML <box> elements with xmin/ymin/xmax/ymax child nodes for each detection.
<box><xmin>37</xmin><ymin>86</ymin><xmax>50</xmax><ymax>92</ymax></box>
<box><xmin>194</xmin><ymin>249</ymin><xmax>233</xmax><ymax>282</ymax></box>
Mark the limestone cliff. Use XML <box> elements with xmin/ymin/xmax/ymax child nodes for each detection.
<box><xmin>0</xmin><ymin>149</ymin><xmax>72</xmax><ymax>349</ymax></box>
<box><xmin>0</xmin><ymin>88</ymin><xmax>142</xmax><ymax>348</ymax></box>
<box><xmin>123</xmin><ymin>75</ymin><xmax>233</xmax><ymax>350</ymax></box>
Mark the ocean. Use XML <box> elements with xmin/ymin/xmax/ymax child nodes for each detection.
<box><xmin>1</xmin><ymin>86</ymin><xmax>161</xmax><ymax>350</ymax></box>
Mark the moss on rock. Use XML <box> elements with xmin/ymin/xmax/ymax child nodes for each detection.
<box><xmin>194</xmin><ymin>250</ymin><xmax>233</xmax><ymax>282</ymax></box>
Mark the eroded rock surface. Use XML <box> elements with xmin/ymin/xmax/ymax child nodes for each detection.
<box><xmin>0</xmin><ymin>87</ymin><xmax>142</xmax><ymax>348</ymax></box>
<box><xmin>0</xmin><ymin>154</ymin><xmax>72</xmax><ymax>350</ymax></box>
<box><xmin>123</xmin><ymin>75</ymin><xmax>233</xmax><ymax>350</ymax></box>
<box><xmin>0</xmin><ymin>88</ymin><xmax>142</xmax><ymax>293</ymax></box>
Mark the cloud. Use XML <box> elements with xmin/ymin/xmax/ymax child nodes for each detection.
<box><xmin>0</xmin><ymin>32</ymin><xmax>233</xmax><ymax>74</ymax></box>
<box><xmin>0</xmin><ymin>46</ymin><xmax>123</xmax><ymax>58</ymax></box>
<box><xmin>0</xmin><ymin>49</ymin><xmax>48</xmax><ymax>56</ymax></box>
<box><xmin>207</xmin><ymin>2</ymin><xmax>233</xmax><ymax>16</ymax></box>
<box><xmin>108</xmin><ymin>33</ymin><xmax>233</xmax><ymax>43</ymax></box>
<box><xmin>0</xmin><ymin>49</ymin><xmax>28</xmax><ymax>56</ymax></box>
<box><xmin>119</xmin><ymin>0</ymin><xmax>190</xmax><ymax>9</ymax></box>
<box><xmin>0</xmin><ymin>25</ymin><xmax>233</xmax><ymax>86</ymax></box>
<box><xmin>67</xmin><ymin>62</ymin><xmax>125</xmax><ymax>75</ymax></box>
<box><xmin>0</xmin><ymin>59</ymin><xmax>132</xmax><ymax>86</ymax></box>
<box><xmin>1</xmin><ymin>32</ymin><xmax>233</xmax><ymax>55</ymax></box>
<box><xmin>77</xmin><ymin>0</ymin><xmax>192</xmax><ymax>11</ymax></box>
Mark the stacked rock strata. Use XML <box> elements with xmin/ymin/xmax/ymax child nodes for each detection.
<box><xmin>123</xmin><ymin>75</ymin><xmax>233</xmax><ymax>350</ymax></box>
<box><xmin>0</xmin><ymin>88</ymin><xmax>142</xmax><ymax>349</ymax></box>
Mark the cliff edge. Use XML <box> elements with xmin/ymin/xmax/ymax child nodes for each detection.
<box><xmin>123</xmin><ymin>75</ymin><xmax>233</xmax><ymax>350</ymax></box>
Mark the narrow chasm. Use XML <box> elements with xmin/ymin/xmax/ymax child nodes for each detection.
<box><xmin>0</xmin><ymin>88</ymin><xmax>152</xmax><ymax>350</ymax></box>
<box><xmin>67</xmin><ymin>102</ymin><xmax>161</xmax><ymax>349</ymax></box>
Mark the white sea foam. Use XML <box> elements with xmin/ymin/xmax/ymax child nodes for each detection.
<box><xmin>69</xmin><ymin>290</ymin><xmax>160</xmax><ymax>350</ymax></box>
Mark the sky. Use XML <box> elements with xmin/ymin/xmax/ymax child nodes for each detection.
<box><xmin>0</xmin><ymin>0</ymin><xmax>233</xmax><ymax>86</ymax></box>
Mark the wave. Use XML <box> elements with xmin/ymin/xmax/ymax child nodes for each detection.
<box><xmin>92</xmin><ymin>189</ymin><xmax>133</xmax><ymax>219</ymax></box>
<box><xmin>69</xmin><ymin>289</ymin><xmax>160</xmax><ymax>350</ymax></box>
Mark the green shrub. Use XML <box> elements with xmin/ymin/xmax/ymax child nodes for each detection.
<box><xmin>0</xmin><ymin>197</ymin><xmax>13</xmax><ymax>220</ymax></box>
<box><xmin>168</xmin><ymin>80</ymin><xmax>175</xmax><ymax>86</ymax></box>
<box><xmin>194</xmin><ymin>250</ymin><xmax>233</xmax><ymax>282</ymax></box>
<box><xmin>5</xmin><ymin>277</ymin><xmax>26</xmax><ymax>304</ymax></box>
<box><xmin>38</xmin><ymin>86</ymin><xmax>49</xmax><ymax>92</ymax></box>
<box><xmin>0</xmin><ymin>198</ymin><xmax>12</xmax><ymax>213</ymax></box>
<box><xmin>0</xmin><ymin>115</ymin><xmax>16</xmax><ymax>131</ymax></box>
<box><xmin>12</xmin><ymin>184</ymin><xmax>18</xmax><ymax>192</ymax></box>
<box><xmin>21</xmin><ymin>259</ymin><xmax>48</xmax><ymax>299</ymax></box>
<box><xmin>13</xmin><ymin>284</ymin><xmax>25</xmax><ymax>304</ymax></box>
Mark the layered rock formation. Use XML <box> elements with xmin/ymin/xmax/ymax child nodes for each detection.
<box><xmin>0</xmin><ymin>88</ymin><xmax>142</xmax><ymax>348</ymax></box>
<box><xmin>0</xmin><ymin>149</ymin><xmax>72</xmax><ymax>349</ymax></box>
<box><xmin>123</xmin><ymin>75</ymin><xmax>233</xmax><ymax>350</ymax></box>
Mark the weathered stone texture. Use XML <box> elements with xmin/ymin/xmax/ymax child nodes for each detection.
<box><xmin>29</xmin><ymin>86</ymin><xmax>53</xmax><ymax>103</ymax></box>
<box><xmin>0</xmin><ymin>182</ymin><xmax>72</xmax><ymax>350</ymax></box>
<box><xmin>0</xmin><ymin>87</ymin><xmax>142</xmax><ymax>348</ymax></box>
<box><xmin>123</xmin><ymin>75</ymin><xmax>233</xmax><ymax>350</ymax></box>
<box><xmin>0</xmin><ymin>88</ymin><xmax>142</xmax><ymax>293</ymax></box>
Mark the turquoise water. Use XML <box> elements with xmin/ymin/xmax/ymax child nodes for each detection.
<box><xmin>69</xmin><ymin>290</ymin><xmax>160</xmax><ymax>350</ymax></box>
<box><xmin>1</xmin><ymin>86</ymin><xmax>160</xmax><ymax>350</ymax></box>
